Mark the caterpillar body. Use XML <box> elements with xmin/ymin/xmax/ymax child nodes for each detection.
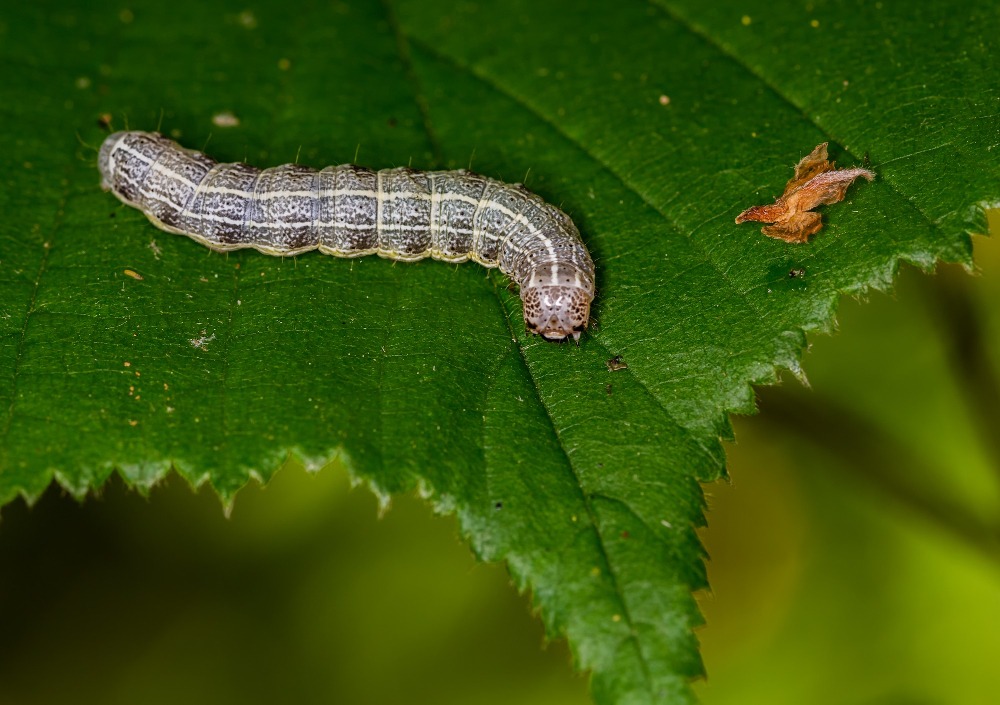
<box><xmin>98</xmin><ymin>131</ymin><xmax>595</xmax><ymax>341</ymax></box>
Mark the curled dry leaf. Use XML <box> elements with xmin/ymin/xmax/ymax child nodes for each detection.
<box><xmin>735</xmin><ymin>143</ymin><xmax>875</xmax><ymax>243</ymax></box>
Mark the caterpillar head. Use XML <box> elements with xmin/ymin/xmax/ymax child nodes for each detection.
<box><xmin>521</xmin><ymin>284</ymin><xmax>592</xmax><ymax>343</ymax></box>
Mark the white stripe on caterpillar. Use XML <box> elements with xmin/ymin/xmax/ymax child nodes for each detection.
<box><xmin>99</xmin><ymin>131</ymin><xmax>595</xmax><ymax>341</ymax></box>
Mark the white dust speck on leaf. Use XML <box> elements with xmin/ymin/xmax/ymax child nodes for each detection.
<box><xmin>212</xmin><ymin>111</ymin><xmax>240</xmax><ymax>128</ymax></box>
<box><xmin>189</xmin><ymin>331</ymin><xmax>216</xmax><ymax>349</ymax></box>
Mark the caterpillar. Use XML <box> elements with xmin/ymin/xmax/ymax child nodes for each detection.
<box><xmin>98</xmin><ymin>131</ymin><xmax>595</xmax><ymax>342</ymax></box>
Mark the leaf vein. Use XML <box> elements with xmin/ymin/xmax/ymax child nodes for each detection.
<box><xmin>648</xmin><ymin>0</ymin><xmax>962</xmax><ymax>237</ymax></box>
<box><xmin>0</xmin><ymin>187</ymin><xmax>69</xmax><ymax>472</ymax></box>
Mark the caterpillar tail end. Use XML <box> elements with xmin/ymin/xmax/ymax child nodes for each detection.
<box><xmin>98</xmin><ymin>131</ymin><xmax>128</xmax><ymax>191</ymax></box>
<box><xmin>521</xmin><ymin>285</ymin><xmax>592</xmax><ymax>343</ymax></box>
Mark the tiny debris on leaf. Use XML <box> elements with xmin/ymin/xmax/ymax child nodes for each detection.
<box><xmin>606</xmin><ymin>355</ymin><xmax>628</xmax><ymax>372</ymax></box>
<box><xmin>211</xmin><ymin>111</ymin><xmax>240</xmax><ymax>128</ymax></box>
<box><xmin>189</xmin><ymin>331</ymin><xmax>216</xmax><ymax>349</ymax></box>
<box><xmin>735</xmin><ymin>143</ymin><xmax>875</xmax><ymax>243</ymax></box>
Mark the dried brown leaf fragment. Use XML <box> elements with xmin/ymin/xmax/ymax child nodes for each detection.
<box><xmin>736</xmin><ymin>143</ymin><xmax>875</xmax><ymax>243</ymax></box>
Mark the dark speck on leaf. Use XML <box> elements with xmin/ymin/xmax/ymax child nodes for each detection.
<box><xmin>605</xmin><ymin>383</ymin><xmax>612</xmax><ymax>396</ymax></box>
<box><xmin>789</xmin><ymin>267</ymin><xmax>806</xmax><ymax>278</ymax></box>
<box><xmin>494</xmin><ymin>501</ymin><xmax>503</xmax><ymax>510</ymax></box>
<box><xmin>606</xmin><ymin>355</ymin><xmax>628</xmax><ymax>372</ymax></box>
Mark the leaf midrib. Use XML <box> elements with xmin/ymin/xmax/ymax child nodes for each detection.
<box><xmin>383</xmin><ymin>0</ymin><xmax>687</xmax><ymax>688</ymax></box>
<box><xmin>502</xmin><ymin>309</ymin><xmax>660</xmax><ymax>691</ymax></box>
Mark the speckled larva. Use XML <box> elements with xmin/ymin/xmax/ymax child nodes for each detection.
<box><xmin>98</xmin><ymin>131</ymin><xmax>595</xmax><ymax>341</ymax></box>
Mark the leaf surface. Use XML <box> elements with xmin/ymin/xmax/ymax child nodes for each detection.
<box><xmin>0</xmin><ymin>1</ymin><xmax>995</xmax><ymax>703</ymax></box>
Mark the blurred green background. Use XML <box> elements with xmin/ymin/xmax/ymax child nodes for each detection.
<box><xmin>1</xmin><ymin>212</ymin><xmax>997</xmax><ymax>704</ymax></box>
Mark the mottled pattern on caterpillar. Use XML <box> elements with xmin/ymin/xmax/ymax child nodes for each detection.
<box><xmin>98</xmin><ymin>131</ymin><xmax>595</xmax><ymax>341</ymax></box>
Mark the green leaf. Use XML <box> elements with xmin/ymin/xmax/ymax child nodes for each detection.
<box><xmin>0</xmin><ymin>1</ymin><xmax>994</xmax><ymax>703</ymax></box>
